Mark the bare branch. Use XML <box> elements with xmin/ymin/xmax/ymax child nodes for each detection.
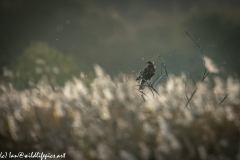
<box><xmin>185</xmin><ymin>88</ymin><xmax>197</xmax><ymax>108</ymax></box>
<box><xmin>184</xmin><ymin>31</ymin><xmax>212</xmax><ymax>108</ymax></box>
<box><xmin>218</xmin><ymin>93</ymin><xmax>229</xmax><ymax>106</ymax></box>
<box><xmin>188</xmin><ymin>73</ymin><xmax>196</xmax><ymax>87</ymax></box>
<box><xmin>153</xmin><ymin>74</ymin><xmax>165</xmax><ymax>86</ymax></box>
<box><xmin>201</xmin><ymin>69</ymin><xmax>210</xmax><ymax>82</ymax></box>
<box><xmin>184</xmin><ymin>80</ymin><xmax>191</xmax><ymax>108</ymax></box>
<box><xmin>148</xmin><ymin>85</ymin><xmax>155</xmax><ymax>97</ymax></box>
<box><xmin>161</xmin><ymin>61</ymin><xmax>169</xmax><ymax>80</ymax></box>
<box><xmin>185</xmin><ymin>31</ymin><xmax>209</xmax><ymax>81</ymax></box>
<box><xmin>185</xmin><ymin>31</ymin><xmax>201</xmax><ymax>48</ymax></box>
<box><xmin>149</xmin><ymin>54</ymin><xmax>161</xmax><ymax>62</ymax></box>
<box><xmin>151</xmin><ymin>86</ymin><xmax>160</xmax><ymax>95</ymax></box>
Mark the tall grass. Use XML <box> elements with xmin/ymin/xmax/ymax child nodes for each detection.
<box><xmin>0</xmin><ymin>64</ymin><xmax>239</xmax><ymax>160</ymax></box>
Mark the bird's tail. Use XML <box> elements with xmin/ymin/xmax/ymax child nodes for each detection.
<box><xmin>139</xmin><ymin>79</ymin><xmax>145</xmax><ymax>90</ymax></box>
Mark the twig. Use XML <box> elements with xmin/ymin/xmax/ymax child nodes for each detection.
<box><xmin>141</xmin><ymin>94</ymin><xmax>146</xmax><ymax>101</ymax></box>
<box><xmin>184</xmin><ymin>81</ymin><xmax>191</xmax><ymax>108</ymax></box>
<box><xmin>184</xmin><ymin>31</ymin><xmax>210</xmax><ymax>108</ymax></box>
<box><xmin>152</xmin><ymin>74</ymin><xmax>165</xmax><ymax>86</ymax></box>
<box><xmin>149</xmin><ymin>54</ymin><xmax>161</xmax><ymax>62</ymax></box>
<box><xmin>136</xmin><ymin>88</ymin><xmax>150</xmax><ymax>101</ymax></box>
<box><xmin>155</xmin><ymin>55</ymin><xmax>169</xmax><ymax>80</ymax></box>
<box><xmin>148</xmin><ymin>85</ymin><xmax>155</xmax><ymax>97</ymax></box>
<box><xmin>188</xmin><ymin>73</ymin><xmax>196</xmax><ymax>86</ymax></box>
<box><xmin>161</xmin><ymin>61</ymin><xmax>169</xmax><ymax>79</ymax></box>
<box><xmin>185</xmin><ymin>31</ymin><xmax>209</xmax><ymax>81</ymax></box>
<box><xmin>201</xmin><ymin>69</ymin><xmax>209</xmax><ymax>82</ymax></box>
<box><xmin>184</xmin><ymin>74</ymin><xmax>197</xmax><ymax>108</ymax></box>
<box><xmin>185</xmin><ymin>88</ymin><xmax>197</xmax><ymax>108</ymax></box>
<box><xmin>218</xmin><ymin>93</ymin><xmax>229</xmax><ymax>106</ymax></box>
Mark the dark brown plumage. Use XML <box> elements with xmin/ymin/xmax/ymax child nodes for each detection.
<box><xmin>136</xmin><ymin>61</ymin><xmax>156</xmax><ymax>90</ymax></box>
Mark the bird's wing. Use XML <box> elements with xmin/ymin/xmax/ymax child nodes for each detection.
<box><xmin>142</xmin><ymin>66</ymin><xmax>150</xmax><ymax>76</ymax></box>
<box><xmin>137</xmin><ymin>66</ymin><xmax>148</xmax><ymax>80</ymax></box>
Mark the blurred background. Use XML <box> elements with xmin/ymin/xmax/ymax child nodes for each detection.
<box><xmin>0</xmin><ymin>0</ymin><xmax>240</xmax><ymax>160</ymax></box>
<box><xmin>0</xmin><ymin>0</ymin><xmax>240</xmax><ymax>88</ymax></box>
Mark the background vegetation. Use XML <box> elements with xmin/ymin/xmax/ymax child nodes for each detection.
<box><xmin>1</xmin><ymin>0</ymin><xmax>240</xmax><ymax>77</ymax></box>
<box><xmin>0</xmin><ymin>0</ymin><xmax>239</xmax><ymax>160</ymax></box>
<box><xmin>2</xmin><ymin>42</ymin><xmax>80</xmax><ymax>89</ymax></box>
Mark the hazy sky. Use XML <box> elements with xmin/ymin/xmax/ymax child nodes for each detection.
<box><xmin>1</xmin><ymin>0</ymin><xmax>240</xmax><ymax>78</ymax></box>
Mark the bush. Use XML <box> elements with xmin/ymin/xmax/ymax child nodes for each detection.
<box><xmin>2</xmin><ymin>42</ymin><xmax>80</xmax><ymax>89</ymax></box>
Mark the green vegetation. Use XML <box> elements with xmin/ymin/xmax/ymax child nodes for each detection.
<box><xmin>2</xmin><ymin>42</ymin><xmax>81</xmax><ymax>89</ymax></box>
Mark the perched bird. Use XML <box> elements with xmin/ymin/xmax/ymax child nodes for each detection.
<box><xmin>136</xmin><ymin>61</ymin><xmax>156</xmax><ymax>90</ymax></box>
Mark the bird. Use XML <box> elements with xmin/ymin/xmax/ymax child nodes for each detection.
<box><xmin>136</xmin><ymin>61</ymin><xmax>156</xmax><ymax>90</ymax></box>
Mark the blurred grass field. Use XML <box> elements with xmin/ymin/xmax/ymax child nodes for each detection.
<box><xmin>0</xmin><ymin>64</ymin><xmax>239</xmax><ymax>160</ymax></box>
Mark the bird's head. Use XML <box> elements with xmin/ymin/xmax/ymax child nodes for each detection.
<box><xmin>146</xmin><ymin>61</ymin><xmax>154</xmax><ymax>65</ymax></box>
